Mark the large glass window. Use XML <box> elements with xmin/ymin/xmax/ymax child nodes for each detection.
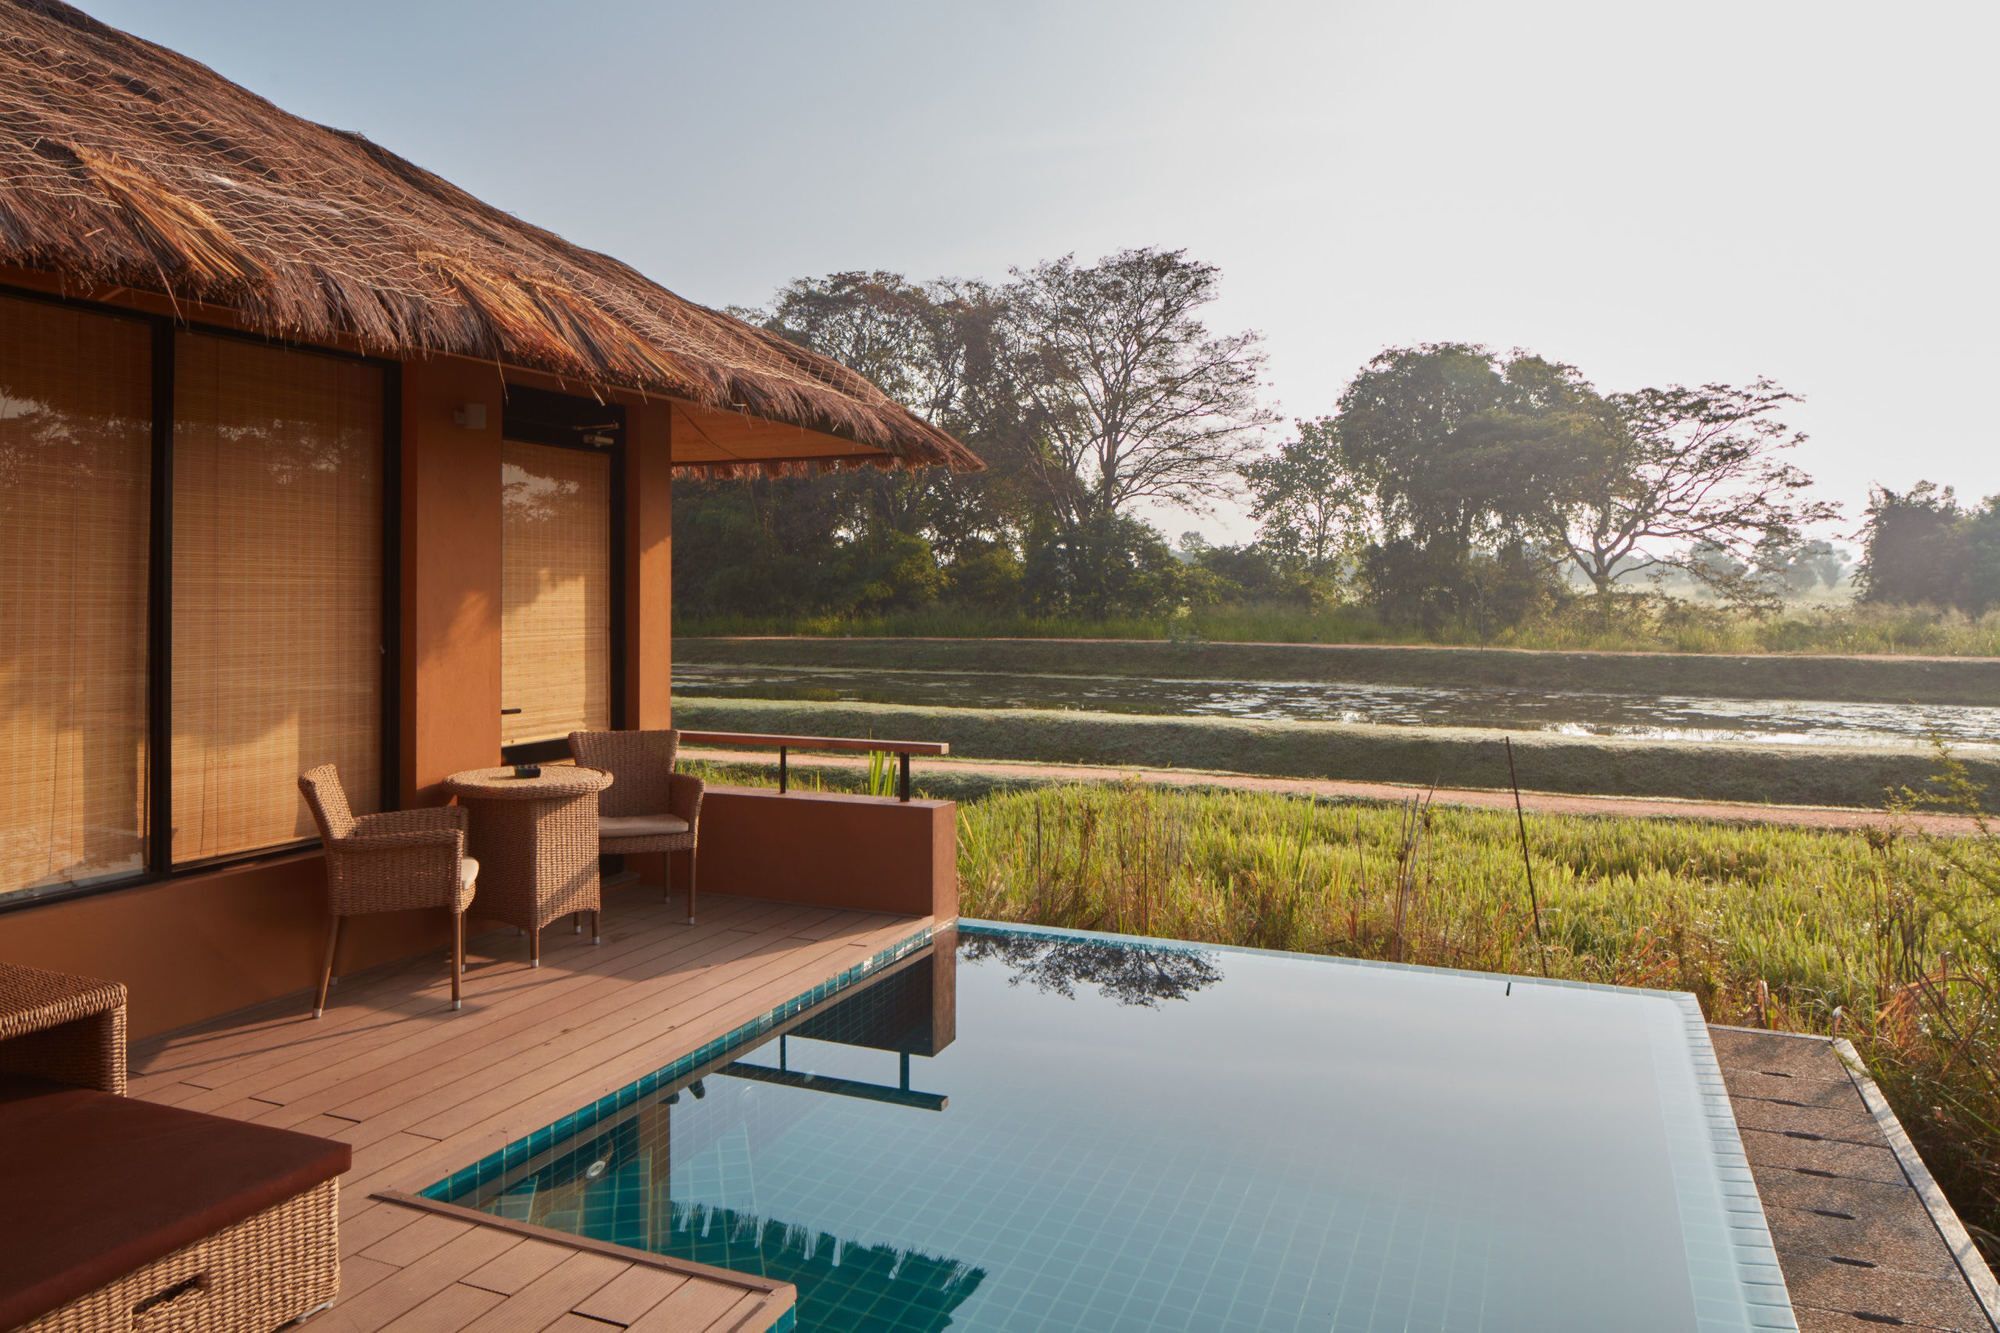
<box><xmin>501</xmin><ymin>439</ymin><xmax>611</xmax><ymax>748</ymax></box>
<box><xmin>0</xmin><ymin>297</ymin><xmax>152</xmax><ymax>897</ymax></box>
<box><xmin>171</xmin><ymin>334</ymin><xmax>384</xmax><ymax>863</ymax></box>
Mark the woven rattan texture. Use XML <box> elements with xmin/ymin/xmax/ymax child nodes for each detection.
<box><xmin>0</xmin><ymin>962</ymin><xmax>127</xmax><ymax>1095</ymax></box>
<box><xmin>445</xmin><ymin>768</ymin><xmax>605</xmax><ymax>935</ymax></box>
<box><xmin>22</xmin><ymin>1177</ymin><xmax>338</xmax><ymax>1332</ymax></box>
<box><xmin>299</xmin><ymin>766</ymin><xmax>473</xmax><ymax>917</ymax></box>
<box><xmin>568</xmin><ymin>730</ymin><xmax>702</xmax><ymax>856</ymax></box>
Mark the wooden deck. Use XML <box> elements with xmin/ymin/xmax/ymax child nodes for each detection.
<box><xmin>129</xmin><ymin>889</ymin><xmax>935</xmax><ymax>1332</ymax></box>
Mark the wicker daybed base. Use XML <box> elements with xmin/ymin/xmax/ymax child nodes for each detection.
<box><xmin>23</xmin><ymin>1177</ymin><xmax>339</xmax><ymax>1333</ymax></box>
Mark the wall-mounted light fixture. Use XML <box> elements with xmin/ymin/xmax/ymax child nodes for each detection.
<box><xmin>453</xmin><ymin>402</ymin><xmax>488</xmax><ymax>430</ymax></box>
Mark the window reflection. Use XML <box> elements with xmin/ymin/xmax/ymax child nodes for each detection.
<box><xmin>0</xmin><ymin>297</ymin><xmax>151</xmax><ymax>897</ymax></box>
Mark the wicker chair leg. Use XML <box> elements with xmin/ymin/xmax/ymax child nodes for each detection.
<box><xmin>451</xmin><ymin>912</ymin><xmax>464</xmax><ymax>1012</ymax></box>
<box><xmin>314</xmin><ymin>917</ymin><xmax>343</xmax><ymax>1019</ymax></box>
<box><xmin>590</xmin><ymin>910</ymin><xmax>601</xmax><ymax>945</ymax></box>
<box><xmin>687</xmin><ymin>849</ymin><xmax>697</xmax><ymax>926</ymax></box>
<box><xmin>573</xmin><ymin>912</ymin><xmax>582</xmax><ymax>934</ymax></box>
<box><xmin>529</xmin><ymin>927</ymin><xmax>541</xmax><ymax>969</ymax></box>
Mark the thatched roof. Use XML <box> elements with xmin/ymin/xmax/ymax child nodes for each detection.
<box><xmin>0</xmin><ymin>0</ymin><xmax>980</xmax><ymax>475</ymax></box>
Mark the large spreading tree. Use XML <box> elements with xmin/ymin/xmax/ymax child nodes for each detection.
<box><xmin>1004</xmin><ymin>247</ymin><xmax>1274</xmax><ymax>611</ymax></box>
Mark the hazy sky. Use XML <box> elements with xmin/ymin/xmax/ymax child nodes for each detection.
<box><xmin>83</xmin><ymin>0</ymin><xmax>1999</xmax><ymax>545</ymax></box>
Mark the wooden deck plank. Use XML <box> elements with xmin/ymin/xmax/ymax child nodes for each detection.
<box><xmin>283</xmin><ymin>914</ymin><xmax>863</xmax><ymax>1172</ymax></box>
<box><xmin>341</xmin><ymin>1199</ymin><xmax>424</xmax><ymax>1258</ymax></box>
<box><xmin>378</xmin><ymin>1281</ymin><xmax>504</xmax><ymax>1332</ymax></box>
<box><xmin>131</xmin><ymin>894</ymin><xmax>779</xmax><ymax>1093</ymax></box>
<box><xmin>318</xmin><ymin>1226</ymin><xmax>522</xmax><ymax>1331</ymax></box>
<box><xmin>301</xmin><ymin>906</ymin><xmax>824</xmax><ymax>1140</ymax></box>
<box><xmin>705</xmin><ymin>1291</ymin><xmax>790</xmax><ymax>1333</ymax></box>
<box><xmin>456</xmin><ymin>1251</ymin><xmax>626</xmax><ymax>1333</ymax></box>
<box><xmin>459</xmin><ymin>1237</ymin><xmax>576</xmax><ymax>1295</ymax></box>
<box><xmin>623</xmin><ymin>1275</ymin><xmax>754</xmax><ymax>1331</ymax></box>
<box><xmin>350</xmin><ymin>922</ymin><xmax>921</xmax><ymax>1196</ymax></box>
<box><xmin>167</xmin><ymin>896</ymin><xmax>784</xmax><ymax>1112</ymax></box>
<box><xmin>572</xmin><ymin>1265</ymin><xmax>692</xmax><ymax>1323</ymax></box>
<box><xmin>129</xmin><ymin>893</ymin><xmax>933</xmax><ymax>1333</ymax></box>
<box><xmin>358</xmin><ymin>1212</ymin><xmax>475</xmax><ymax>1267</ymax></box>
<box><xmin>247</xmin><ymin>901</ymin><xmax>812</xmax><ymax>1127</ymax></box>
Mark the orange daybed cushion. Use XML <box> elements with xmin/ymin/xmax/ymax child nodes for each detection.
<box><xmin>0</xmin><ymin>1073</ymin><xmax>351</xmax><ymax>1329</ymax></box>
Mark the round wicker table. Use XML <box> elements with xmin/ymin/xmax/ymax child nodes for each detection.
<box><xmin>443</xmin><ymin>766</ymin><xmax>612</xmax><ymax>967</ymax></box>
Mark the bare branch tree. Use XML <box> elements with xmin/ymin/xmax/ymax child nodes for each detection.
<box><xmin>1005</xmin><ymin>248</ymin><xmax>1274</xmax><ymax>541</ymax></box>
<box><xmin>1551</xmin><ymin>378</ymin><xmax>1841</xmax><ymax>604</ymax></box>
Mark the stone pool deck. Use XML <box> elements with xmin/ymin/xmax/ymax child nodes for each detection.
<box><xmin>1712</xmin><ymin>1026</ymin><xmax>2000</xmax><ymax>1331</ymax></box>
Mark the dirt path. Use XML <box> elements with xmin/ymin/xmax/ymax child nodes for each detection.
<box><xmin>681</xmin><ymin>747</ymin><xmax>1987</xmax><ymax>837</ymax></box>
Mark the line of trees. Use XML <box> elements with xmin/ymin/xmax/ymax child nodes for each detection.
<box><xmin>674</xmin><ymin>249</ymin><xmax>1990</xmax><ymax>629</ymax></box>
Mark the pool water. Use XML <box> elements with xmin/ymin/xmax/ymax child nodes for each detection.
<box><xmin>429</xmin><ymin>924</ymin><xmax>1793</xmax><ymax>1331</ymax></box>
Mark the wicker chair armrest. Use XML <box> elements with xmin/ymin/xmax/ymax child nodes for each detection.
<box><xmin>351</xmin><ymin>806</ymin><xmax>467</xmax><ymax>838</ymax></box>
<box><xmin>333</xmin><ymin>826</ymin><xmax>462</xmax><ymax>854</ymax></box>
<box><xmin>667</xmin><ymin>772</ymin><xmax>705</xmax><ymax>823</ymax></box>
<box><xmin>325</xmin><ymin>830</ymin><xmax>471</xmax><ymax>915</ymax></box>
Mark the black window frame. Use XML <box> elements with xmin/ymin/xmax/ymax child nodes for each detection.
<box><xmin>0</xmin><ymin>282</ymin><xmax>402</xmax><ymax>915</ymax></box>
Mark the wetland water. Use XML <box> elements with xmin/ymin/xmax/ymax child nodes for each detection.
<box><xmin>673</xmin><ymin>662</ymin><xmax>2000</xmax><ymax>748</ymax></box>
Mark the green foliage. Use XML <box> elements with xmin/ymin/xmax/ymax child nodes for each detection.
<box><xmin>680</xmin><ymin>596</ymin><xmax>2000</xmax><ymax>657</ymax></box>
<box><xmin>1858</xmin><ymin>482</ymin><xmax>2000</xmax><ymax>615</ymax></box>
<box><xmin>1241</xmin><ymin>417</ymin><xmax>1366</xmax><ymax>573</ymax></box>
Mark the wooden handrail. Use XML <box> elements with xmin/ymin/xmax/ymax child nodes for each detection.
<box><xmin>678</xmin><ymin>731</ymin><xmax>948</xmax><ymax>757</ymax></box>
<box><xmin>677</xmin><ymin>729</ymin><xmax>947</xmax><ymax>801</ymax></box>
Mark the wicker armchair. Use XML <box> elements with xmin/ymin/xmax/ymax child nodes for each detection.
<box><xmin>568</xmin><ymin>729</ymin><xmax>704</xmax><ymax>924</ymax></box>
<box><xmin>299</xmin><ymin>764</ymin><xmax>477</xmax><ymax>1016</ymax></box>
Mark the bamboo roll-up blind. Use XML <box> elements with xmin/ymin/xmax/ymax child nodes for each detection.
<box><xmin>0</xmin><ymin>296</ymin><xmax>152</xmax><ymax>897</ymax></box>
<box><xmin>501</xmin><ymin>440</ymin><xmax>611</xmax><ymax>747</ymax></box>
<box><xmin>171</xmin><ymin>334</ymin><xmax>383</xmax><ymax>863</ymax></box>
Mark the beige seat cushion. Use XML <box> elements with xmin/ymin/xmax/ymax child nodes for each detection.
<box><xmin>460</xmin><ymin>856</ymin><xmax>479</xmax><ymax>889</ymax></box>
<box><xmin>600</xmin><ymin>814</ymin><xmax>690</xmax><ymax>838</ymax></box>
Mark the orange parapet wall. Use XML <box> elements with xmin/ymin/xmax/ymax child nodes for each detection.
<box><xmin>694</xmin><ymin>788</ymin><xmax>959</xmax><ymax>921</ymax></box>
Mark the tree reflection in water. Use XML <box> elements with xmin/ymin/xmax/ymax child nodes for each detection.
<box><xmin>962</xmin><ymin>930</ymin><xmax>1222</xmax><ymax>1007</ymax></box>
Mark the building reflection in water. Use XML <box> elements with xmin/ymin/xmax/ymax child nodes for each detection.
<box><xmin>477</xmin><ymin>931</ymin><xmax>977</xmax><ymax>1329</ymax></box>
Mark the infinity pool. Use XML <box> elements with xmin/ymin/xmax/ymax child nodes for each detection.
<box><xmin>429</xmin><ymin>924</ymin><xmax>1792</xmax><ymax>1331</ymax></box>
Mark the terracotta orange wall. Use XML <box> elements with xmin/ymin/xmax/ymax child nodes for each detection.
<box><xmin>0</xmin><ymin>855</ymin><xmax>460</xmax><ymax>1039</ymax></box>
<box><xmin>627</xmin><ymin>400</ymin><xmax>673</xmax><ymax>729</ymax></box>
<box><xmin>696</xmin><ymin>788</ymin><xmax>959</xmax><ymax>920</ymax></box>
<box><xmin>402</xmin><ymin>359</ymin><xmax>505</xmax><ymax>804</ymax></box>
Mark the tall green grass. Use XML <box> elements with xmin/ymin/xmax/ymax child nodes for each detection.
<box><xmin>680</xmin><ymin>599</ymin><xmax>2000</xmax><ymax>656</ymax></box>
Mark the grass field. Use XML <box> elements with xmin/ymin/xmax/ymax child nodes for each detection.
<box><xmin>680</xmin><ymin>599</ymin><xmax>2000</xmax><ymax>658</ymax></box>
<box><xmin>687</xmin><ymin>755</ymin><xmax>1999</xmax><ymax>1263</ymax></box>
<box><xmin>674</xmin><ymin>697</ymin><xmax>2000</xmax><ymax>810</ymax></box>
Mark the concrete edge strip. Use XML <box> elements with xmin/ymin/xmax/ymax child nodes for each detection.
<box><xmin>1830</xmin><ymin>1036</ymin><xmax>2000</xmax><ymax>1330</ymax></box>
